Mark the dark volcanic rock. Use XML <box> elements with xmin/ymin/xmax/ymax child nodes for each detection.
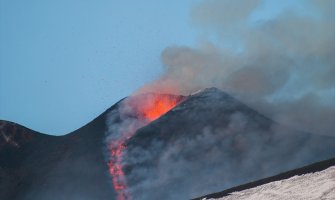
<box><xmin>123</xmin><ymin>88</ymin><xmax>335</xmax><ymax>199</ymax></box>
<box><xmin>0</xmin><ymin>107</ymin><xmax>116</xmax><ymax>200</ymax></box>
<box><xmin>1</xmin><ymin>88</ymin><xmax>334</xmax><ymax>200</ymax></box>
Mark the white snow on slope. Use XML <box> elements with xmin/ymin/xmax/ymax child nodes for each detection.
<box><xmin>207</xmin><ymin>166</ymin><xmax>335</xmax><ymax>200</ymax></box>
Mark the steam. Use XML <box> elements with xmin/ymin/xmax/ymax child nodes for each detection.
<box><xmin>137</xmin><ymin>0</ymin><xmax>335</xmax><ymax>136</ymax></box>
<box><xmin>104</xmin><ymin>1</ymin><xmax>335</xmax><ymax>199</ymax></box>
<box><xmin>105</xmin><ymin>97</ymin><xmax>149</xmax><ymax>200</ymax></box>
<box><xmin>104</xmin><ymin>94</ymin><xmax>183</xmax><ymax>199</ymax></box>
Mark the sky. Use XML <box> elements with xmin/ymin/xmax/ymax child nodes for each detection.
<box><xmin>0</xmin><ymin>0</ymin><xmax>306</xmax><ymax>135</ymax></box>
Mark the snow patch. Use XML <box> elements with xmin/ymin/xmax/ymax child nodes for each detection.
<box><xmin>207</xmin><ymin>166</ymin><xmax>335</xmax><ymax>200</ymax></box>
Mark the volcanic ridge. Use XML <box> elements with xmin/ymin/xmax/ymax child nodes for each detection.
<box><xmin>1</xmin><ymin>88</ymin><xmax>335</xmax><ymax>200</ymax></box>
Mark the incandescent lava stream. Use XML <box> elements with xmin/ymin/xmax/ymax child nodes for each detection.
<box><xmin>107</xmin><ymin>94</ymin><xmax>184</xmax><ymax>200</ymax></box>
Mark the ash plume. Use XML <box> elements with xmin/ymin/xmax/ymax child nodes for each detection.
<box><xmin>137</xmin><ymin>0</ymin><xmax>335</xmax><ymax>136</ymax></box>
<box><xmin>103</xmin><ymin>1</ymin><xmax>335</xmax><ymax>199</ymax></box>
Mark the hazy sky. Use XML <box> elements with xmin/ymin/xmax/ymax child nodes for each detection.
<box><xmin>0</xmin><ymin>0</ymin><xmax>304</xmax><ymax>135</ymax></box>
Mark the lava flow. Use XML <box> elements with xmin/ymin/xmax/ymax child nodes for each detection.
<box><xmin>139</xmin><ymin>94</ymin><xmax>182</xmax><ymax>121</ymax></box>
<box><xmin>107</xmin><ymin>94</ymin><xmax>182</xmax><ymax>200</ymax></box>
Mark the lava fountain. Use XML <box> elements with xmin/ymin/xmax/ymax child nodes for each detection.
<box><xmin>106</xmin><ymin>94</ymin><xmax>184</xmax><ymax>200</ymax></box>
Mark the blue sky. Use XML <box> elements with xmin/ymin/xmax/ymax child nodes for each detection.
<box><xmin>0</xmin><ymin>0</ymin><xmax>303</xmax><ymax>135</ymax></box>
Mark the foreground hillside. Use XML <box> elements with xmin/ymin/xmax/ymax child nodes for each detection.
<box><xmin>198</xmin><ymin>157</ymin><xmax>335</xmax><ymax>200</ymax></box>
<box><xmin>212</xmin><ymin>167</ymin><xmax>335</xmax><ymax>200</ymax></box>
<box><xmin>196</xmin><ymin>157</ymin><xmax>335</xmax><ymax>200</ymax></box>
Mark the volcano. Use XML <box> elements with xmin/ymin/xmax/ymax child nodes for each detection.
<box><xmin>1</xmin><ymin>88</ymin><xmax>335</xmax><ymax>200</ymax></box>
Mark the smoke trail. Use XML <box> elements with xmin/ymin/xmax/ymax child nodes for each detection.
<box><xmin>137</xmin><ymin>0</ymin><xmax>335</xmax><ymax>136</ymax></box>
<box><xmin>104</xmin><ymin>94</ymin><xmax>183</xmax><ymax>199</ymax></box>
<box><xmin>105</xmin><ymin>97</ymin><xmax>148</xmax><ymax>200</ymax></box>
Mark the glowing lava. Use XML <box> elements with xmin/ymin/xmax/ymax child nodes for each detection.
<box><xmin>108</xmin><ymin>142</ymin><xmax>129</xmax><ymax>200</ymax></box>
<box><xmin>140</xmin><ymin>95</ymin><xmax>181</xmax><ymax>121</ymax></box>
<box><xmin>107</xmin><ymin>94</ymin><xmax>182</xmax><ymax>200</ymax></box>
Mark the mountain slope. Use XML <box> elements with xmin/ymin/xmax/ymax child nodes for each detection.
<box><xmin>0</xmin><ymin>105</ymin><xmax>116</xmax><ymax>200</ymax></box>
<box><xmin>122</xmin><ymin>88</ymin><xmax>335</xmax><ymax>199</ymax></box>
<box><xmin>200</xmin><ymin>157</ymin><xmax>335</xmax><ymax>200</ymax></box>
<box><xmin>195</xmin><ymin>157</ymin><xmax>335</xmax><ymax>200</ymax></box>
<box><xmin>215</xmin><ymin>166</ymin><xmax>335</xmax><ymax>200</ymax></box>
<box><xmin>1</xmin><ymin>88</ymin><xmax>335</xmax><ymax>200</ymax></box>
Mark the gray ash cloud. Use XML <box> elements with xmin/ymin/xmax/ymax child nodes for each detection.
<box><xmin>138</xmin><ymin>0</ymin><xmax>335</xmax><ymax>136</ymax></box>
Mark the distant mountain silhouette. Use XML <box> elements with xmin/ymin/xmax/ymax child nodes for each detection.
<box><xmin>1</xmin><ymin>88</ymin><xmax>334</xmax><ymax>200</ymax></box>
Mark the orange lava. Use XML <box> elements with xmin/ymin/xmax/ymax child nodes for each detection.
<box><xmin>108</xmin><ymin>143</ymin><xmax>129</xmax><ymax>200</ymax></box>
<box><xmin>108</xmin><ymin>94</ymin><xmax>181</xmax><ymax>200</ymax></box>
<box><xmin>140</xmin><ymin>95</ymin><xmax>180</xmax><ymax>121</ymax></box>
